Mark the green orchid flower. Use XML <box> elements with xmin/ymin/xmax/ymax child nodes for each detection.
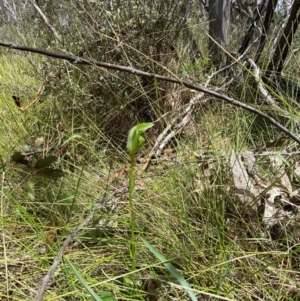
<box><xmin>127</xmin><ymin>122</ymin><xmax>154</xmax><ymax>156</ymax></box>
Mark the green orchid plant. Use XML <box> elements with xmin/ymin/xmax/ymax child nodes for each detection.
<box><xmin>126</xmin><ymin>122</ymin><xmax>154</xmax><ymax>270</ymax></box>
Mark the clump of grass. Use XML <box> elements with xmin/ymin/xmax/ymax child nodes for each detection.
<box><xmin>1</xmin><ymin>45</ymin><xmax>300</xmax><ymax>301</ymax></box>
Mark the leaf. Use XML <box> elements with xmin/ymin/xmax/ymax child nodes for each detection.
<box><xmin>62</xmin><ymin>134</ymin><xmax>83</xmax><ymax>146</ymax></box>
<box><xmin>97</xmin><ymin>292</ymin><xmax>117</xmax><ymax>301</ymax></box>
<box><xmin>65</xmin><ymin>257</ymin><xmax>104</xmax><ymax>301</ymax></box>
<box><xmin>264</xmin><ymin>137</ymin><xmax>286</xmax><ymax>148</ymax></box>
<box><xmin>230</xmin><ymin>152</ymin><xmax>261</xmax><ymax>204</ymax></box>
<box><xmin>263</xmin><ymin>187</ymin><xmax>281</xmax><ymax>229</ymax></box>
<box><xmin>35</xmin><ymin>156</ymin><xmax>58</xmax><ymax>168</ymax></box>
<box><xmin>142</xmin><ymin>238</ymin><xmax>197</xmax><ymax>301</ymax></box>
<box><xmin>123</xmin><ymin>276</ymin><xmax>135</xmax><ymax>287</ymax></box>
<box><xmin>35</xmin><ymin>168</ymin><xmax>64</xmax><ymax>178</ymax></box>
<box><xmin>22</xmin><ymin>145</ymin><xmax>32</xmax><ymax>152</ymax></box>
<box><xmin>27</xmin><ymin>181</ymin><xmax>35</xmax><ymax>200</ymax></box>
<box><xmin>12</xmin><ymin>94</ymin><xmax>22</xmax><ymax>107</ymax></box>
<box><xmin>144</xmin><ymin>277</ymin><xmax>160</xmax><ymax>301</ymax></box>
<box><xmin>46</xmin><ymin>229</ymin><xmax>57</xmax><ymax>244</ymax></box>
<box><xmin>11</xmin><ymin>152</ymin><xmax>27</xmax><ymax>165</ymax></box>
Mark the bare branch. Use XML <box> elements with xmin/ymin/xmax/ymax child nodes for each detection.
<box><xmin>268</xmin><ymin>0</ymin><xmax>300</xmax><ymax>73</ymax></box>
<box><xmin>1</xmin><ymin>40</ymin><xmax>300</xmax><ymax>144</ymax></box>
<box><xmin>247</xmin><ymin>58</ymin><xmax>278</xmax><ymax>106</ymax></box>
<box><xmin>254</xmin><ymin>0</ymin><xmax>278</xmax><ymax>63</ymax></box>
<box><xmin>34</xmin><ymin>196</ymin><xmax>110</xmax><ymax>301</ymax></box>
<box><xmin>29</xmin><ymin>0</ymin><xmax>61</xmax><ymax>43</ymax></box>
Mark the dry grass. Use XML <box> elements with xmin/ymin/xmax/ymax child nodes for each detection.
<box><xmin>1</xmin><ymin>51</ymin><xmax>300</xmax><ymax>301</ymax></box>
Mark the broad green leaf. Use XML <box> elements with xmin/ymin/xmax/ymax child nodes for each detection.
<box><xmin>35</xmin><ymin>155</ymin><xmax>58</xmax><ymax>168</ymax></box>
<box><xmin>35</xmin><ymin>168</ymin><xmax>64</xmax><ymax>178</ymax></box>
<box><xmin>123</xmin><ymin>276</ymin><xmax>135</xmax><ymax>287</ymax></box>
<box><xmin>11</xmin><ymin>152</ymin><xmax>26</xmax><ymax>165</ymax></box>
<box><xmin>142</xmin><ymin>238</ymin><xmax>197</xmax><ymax>301</ymax></box>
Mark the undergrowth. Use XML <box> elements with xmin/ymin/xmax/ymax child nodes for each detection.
<box><xmin>1</xmin><ymin>47</ymin><xmax>300</xmax><ymax>301</ymax></box>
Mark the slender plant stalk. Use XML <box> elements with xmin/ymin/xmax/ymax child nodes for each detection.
<box><xmin>127</xmin><ymin>123</ymin><xmax>154</xmax><ymax>271</ymax></box>
<box><xmin>129</xmin><ymin>153</ymin><xmax>136</xmax><ymax>270</ymax></box>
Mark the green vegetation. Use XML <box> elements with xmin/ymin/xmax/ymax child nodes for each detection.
<box><xmin>127</xmin><ymin>122</ymin><xmax>154</xmax><ymax>271</ymax></box>
<box><xmin>1</xmin><ymin>1</ymin><xmax>300</xmax><ymax>300</ymax></box>
<box><xmin>1</xmin><ymin>51</ymin><xmax>300</xmax><ymax>300</ymax></box>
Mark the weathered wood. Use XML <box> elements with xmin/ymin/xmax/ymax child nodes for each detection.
<box><xmin>255</xmin><ymin>0</ymin><xmax>279</xmax><ymax>63</ymax></box>
<box><xmin>208</xmin><ymin>0</ymin><xmax>230</xmax><ymax>66</ymax></box>
<box><xmin>268</xmin><ymin>0</ymin><xmax>300</xmax><ymax>73</ymax></box>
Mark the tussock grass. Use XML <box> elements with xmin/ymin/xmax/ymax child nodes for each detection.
<box><xmin>1</xmin><ymin>52</ymin><xmax>300</xmax><ymax>301</ymax></box>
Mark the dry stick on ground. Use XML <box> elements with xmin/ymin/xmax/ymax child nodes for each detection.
<box><xmin>246</xmin><ymin>58</ymin><xmax>278</xmax><ymax>107</ymax></box>
<box><xmin>34</xmin><ymin>196</ymin><xmax>110</xmax><ymax>301</ymax></box>
<box><xmin>144</xmin><ymin>48</ymin><xmax>261</xmax><ymax>169</ymax></box>
<box><xmin>143</xmin><ymin>92</ymin><xmax>207</xmax><ymax>170</ymax></box>
<box><xmin>20</xmin><ymin>70</ymin><xmax>59</xmax><ymax>111</ymax></box>
<box><xmin>0</xmin><ymin>40</ymin><xmax>300</xmax><ymax>145</ymax></box>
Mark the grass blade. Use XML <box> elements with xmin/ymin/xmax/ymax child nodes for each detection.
<box><xmin>142</xmin><ymin>238</ymin><xmax>197</xmax><ymax>301</ymax></box>
<box><xmin>65</xmin><ymin>257</ymin><xmax>103</xmax><ymax>301</ymax></box>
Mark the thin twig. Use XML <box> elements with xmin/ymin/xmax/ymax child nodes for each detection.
<box><xmin>29</xmin><ymin>0</ymin><xmax>61</xmax><ymax>43</ymax></box>
<box><xmin>0</xmin><ymin>40</ymin><xmax>300</xmax><ymax>144</ymax></box>
<box><xmin>34</xmin><ymin>196</ymin><xmax>110</xmax><ymax>301</ymax></box>
<box><xmin>20</xmin><ymin>70</ymin><xmax>58</xmax><ymax>111</ymax></box>
<box><xmin>143</xmin><ymin>92</ymin><xmax>206</xmax><ymax>170</ymax></box>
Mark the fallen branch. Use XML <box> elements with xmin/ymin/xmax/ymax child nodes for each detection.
<box><xmin>20</xmin><ymin>70</ymin><xmax>59</xmax><ymax>111</ymax></box>
<box><xmin>34</xmin><ymin>195</ymin><xmax>110</xmax><ymax>301</ymax></box>
<box><xmin>1</xmin><ymin>40</ymin><xmax>300</xmax><ymax>144</ymax></box>
<box><xmin>143</xmin><ymin>92</ymin><xmax>206</xmax><ymax>170</ymax></box>
<box><xmin>247</xmin><ymin>58</ymin><xmax>278</xmax><ymax>106</ymax></box>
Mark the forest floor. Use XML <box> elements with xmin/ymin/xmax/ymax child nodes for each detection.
<box><xmin>1</xmin><ymin>53</ymin><xmax>300</xmax><ymax>301</ymax></box>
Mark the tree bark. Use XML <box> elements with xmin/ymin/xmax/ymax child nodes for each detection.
<box><xmin>254</xmin><ymin>0</ymin><xmax>278</xmax><ymax>63</ymax></box>
<box><xmin>268</xmin><ymin>0</ymin><xmax>300</xmax><ymax>73</ymax></box>
<box><xmin>208</xmin><ymin>0</ymin><xmax>230</xmax><ymax>66</ymax></box>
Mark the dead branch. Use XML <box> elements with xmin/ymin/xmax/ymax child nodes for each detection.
<box><xmin>34</xmin><ymin>195</ymin><xmax>110</xmax><ymax>301</ymax></box>
<box><xmin>142</xmin><ymin>91</ymin><xmax>207</xmax><ymax>170</ymax></box>
<box><xmin>0</xmin><ymin>40</ymin><xmax>300</xmax><ymax>144</ymax></box>
<box><xmin>29</xmin><ymin>0</ymin><xmax>61</xmax><ymax>43</ymax></box>
<box><xmin>20</xmin><ymin>70</ymin><xmax>58</xmax><ymax>111</ymax></box>
<box><xmin>246</xmin><ymin>58</ymin><xmax>278</xmax><ymax>106</ymax></box>
<box><xmin>143</xmin><ymin>51</ymin><xmax>266</xmax><ymax>169</ymax></box>
<box><xmin>254</xmin><ymin>0</ymin><xmax>279</xmax><ymax>63</ymax></box>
